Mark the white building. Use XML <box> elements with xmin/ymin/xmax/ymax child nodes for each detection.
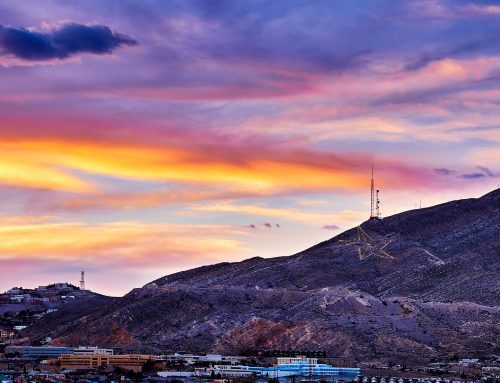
<box><xmin>162</xmin><ymin>353</ymin><xmax>244</xmax><ymax>365</ymax></box>
<box><xmin>277</xmin><ymin>357</ymin><xmax>318</xmax><ymax>365</ymax></box>
<box><xmin>459</xmin><ymin>359</ymin><xmax>480</xmax><ymax>367</ymax></box>
<box><xmin>158</xmin><ymin>371</ymin><xmax>195</xmax><ymax>377</ymax></box>
<box><xmin>161</xmin><ymin>356</ymin><xmax>360</xmax><ymax>378</ymax></box>
<box><xmin>73</xmin><ymin>346</ymin><xmax>114</xmax><ymax>355</ymax></box>
<box><xmin>213</xmin><ymin>365</ymin><xmax>256</xmax><ymax>377</ymax></box>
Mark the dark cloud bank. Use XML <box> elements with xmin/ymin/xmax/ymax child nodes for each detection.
<box><xmin>434</xmin><ymin>166</ymin><xmax>499</xmax><ymax>179</ymax></box>
<box><xmin>0</xmin><ymin>23</ymin><xmax>137</xmax><ymax>61</ymax></box>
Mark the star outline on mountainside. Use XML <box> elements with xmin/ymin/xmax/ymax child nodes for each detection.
<box><xmin>338</xmin><ymin>225</ymin><xmax>393</xmax><ymax>260</ymax></box>
<box><xmin>356</xmin><ymin>225</ymin><xmax>393</xmax><ymax>260</ymax></box>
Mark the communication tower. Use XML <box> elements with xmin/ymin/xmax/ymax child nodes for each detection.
<box><xmin>80</xmin><ymin>270</ymin><xmax>85</xmax><ymax>290</ymax></box>
<box><xmin>376</xmin><ymin>189</ymin><xmax>381</xmax><ymax>219</ymax></box>
<box><xmin>370</xmin><ymin>165</ymin><xmax>376</xmax><ymax>218</ymax></box>
<box><xmin>370</xmin><ymin>165</ymin><xmax>382</xmax><ymax>220</ymax></box>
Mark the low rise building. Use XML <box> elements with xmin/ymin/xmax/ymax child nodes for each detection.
<box><xmin>73</xmin><ymin>346</ymin><xmax>114</xmax><ymax>355</ymax></box>
<box><xmin>157</xmin><ymin>371</ymin><xmax>195</xmax><ymax>378</ymax></box>
<box><xmin>163</xmin><ymin>353</ymin><xmax>245</xmax><ymax>364</ymax></box>
<box><xmin>217</xmin><ymin>356</ymin><xmax>360</xmax><ymax>378</ymax></box>
<box><xmin>0</xmin><ymin>327</ymin><xmax>14</xmax><ymax>340</ymax></box>
<box><xmin>459</xmin><ymin>358</ymin><xmax>480</xmax><ymax>367</ymax></box>
<box><xmin>5</xmin><ymin>345</ymin><xmax>114</xmax><ymax>359</ymax></box>
<box><xmin>161</xmin><ymin>356</ymin><xmax>360</xmax><ymax>378</ymax></box>
<box><xmin>8</xmin><ymin>346</ymin><xmax>75</xmax><ymax>358</ymax></box>
<box><xmin>276</xmin><ymin>357</ymin><xmax>318</xmax><ymax>365</ymax></box>
<box><xmin>164</xmin><ymin>353</ymin><xmax>200</xmax><ymax>364</ymax></box>
<box><xmin>60</xmin><ymin>354</ymin><xmax>155</xmax><ymax>372</ymax></box>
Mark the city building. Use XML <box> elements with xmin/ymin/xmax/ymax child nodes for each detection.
<box><xmin>216</xmin><ymin>358</ymin><xmax>359</xmax><ymax>378</ymax></box>
<box><xmin>5</xmin><ymin>346</ymin><xmax>113</xmax><ymax>359</ymax></box>
<box><xmin>73</xmin><ymin>346</ymin><xmax>114</xmax><ymax>355</ymax></box>
<box><xmin>162</xmin><ymin>353</ymin><xmax>244</xmax><ymax>365</ymax></box>
<box><xmin>263</xmin><ymin>349</ymin><xmax>327</xmax><ymax>358</ymax></box>
<box><xmin>160</xmin><ymin>356</ymin><xmax>360</xmax><ymax>378</ymax></box>
<box><xmin>250</xmin><ymin>356</ymin><xmax>360</xmax><ymax>377</ymax></box>
<box><xmin>6</xmin><ymin>346</ymin><xmax>75</xmax><ymax>358</ymax></box>
<box><xmin>60</xmin><ymin>354</ymin><xmax>155</xmax><ymax>372</ymax></box>
<box><xmin>459</xmin><ymin>358</ymin><xmax>480</xmax><ymax>367</ymax></box>
<box><xmin>276</xmin><ymin>357</ymin><xmax>318</xmax><ymax>365</ymax></box>
<box><xmin>0</xmin><ymin>327</ymin><xmax>14</xmax><ymax>340</ymax></box>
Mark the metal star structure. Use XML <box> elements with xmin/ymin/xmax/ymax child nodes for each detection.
<box><xmin>356</xmin><ymin>225</ymin><xmax>393</xmax><ymax>260</ymax></box>
<box><xmin>336</xmin><ymin>224</ymin><xmax>394</xmax><ymax>260</ymax></box>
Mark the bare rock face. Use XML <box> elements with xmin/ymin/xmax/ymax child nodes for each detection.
<box><xmin>25</xmin><ymin>189</ymin><xmax>500</xmax><ymax>363</ymax></box>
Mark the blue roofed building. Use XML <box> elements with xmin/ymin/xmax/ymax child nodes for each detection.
<box><xmin>6</xmin><ymin>346</ymin><xmax>74</xmax><ymax>359</ymax></box>
<box><xmin>213</xmin><ymin>356</ymin><xmax>360</xmax><ymax>378</ymax></box>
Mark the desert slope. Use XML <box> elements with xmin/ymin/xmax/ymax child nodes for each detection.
<box><xmin>25</xmin><ymin>189</ymin><xmax>500</xmax><ymax>363</ymax></box>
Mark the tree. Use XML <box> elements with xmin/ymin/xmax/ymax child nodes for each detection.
<box><xmin>142</xmin><ymin>360</ymin><xmax>156</xmax><ymax>373</ymax></box>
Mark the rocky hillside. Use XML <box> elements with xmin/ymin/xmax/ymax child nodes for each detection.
<box><xmin>24</xmin><ymin>189</ymin><xmax>500</xmax><ymax>364</ymax></box>
<box><xmin>0</xmin><ymin>284</ymin><xmax>112</xmax><ymax>340</ymax></box>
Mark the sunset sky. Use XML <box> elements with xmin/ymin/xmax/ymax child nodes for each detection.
<box><xmin>0</xmin><ymin>0</ymin><xmax>498</xmax><ymax>296</ymax></box>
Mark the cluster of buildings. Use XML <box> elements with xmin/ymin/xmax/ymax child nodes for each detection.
<box><xmin>1</xmin><ymin>344</ymin><xmax>498</xmax><ymax>383</ymax></box>
<box><xmin>60</xmin><ymin>353</ymin><xmax>155</xmax><ymax>373</ymax></box>
<box><xmin>0</xmin><ymin>284</ymin><xmax>86</xmax><ymax>342</ymax></box>
<box><xmin>1</xmin><ymin>346</ymin><xmax>360</xmax><ymax>377</ymax></box>
<box><xmin>6</xmin><ymin>346</ymin><xmax>114</xmax><ymax>358</ymax></box>
<box><xmin>159</xmin><ymin>356</ymin><xmax>360</xmax><ymax>378</ymax></box>
<box><xmin>1</xmin><ymin>284</ymin><xmax>77</xmax><ymax>304</ymax></box>
<box><xmin>0</xmin><ymin>345</ymin><xmax>500</xmax><ymax>383</ymax></box>
<box><xmin>0</xmin><ymin>328</ymin><xmax>14</xmax><ymax>341</ymax></box>
<box><xmin>4</xmin><ymin>345</ymin><xmax>152</xmax><ymax>373</ymax></box>
<box><xmin>163</xmin><ymin>353</ymin><xmax>245</xmax><ymax>365</ymax></box>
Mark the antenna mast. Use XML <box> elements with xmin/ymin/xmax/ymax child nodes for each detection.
<box><xmin>80</xmin><ymin>270</ymin><xmax>85</xmax><ymax>290</ymax></box>
<box><xmin>370</xmin><ymin>165</ymin><xmax>376</xmax><ymax>218</ymax></box>
<box><xmin>376</xmin><ymin>189</ymin><xmax>381</xmax><ymax>219</ymax></box>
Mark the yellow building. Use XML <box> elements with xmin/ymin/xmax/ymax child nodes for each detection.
<box><xmin>60</xmin><ymin>354</ymin><xmax>155</xmax><ymax>372</ymax></box>
<box><xmin>276</xmin><ymin>356</ymin><xmax>318</xmax><ymax>365</ymax></box>
<box><xmin>0</xmin><ymin>328</ymin><xmax>14</xmax><ymax>340</ymax></box>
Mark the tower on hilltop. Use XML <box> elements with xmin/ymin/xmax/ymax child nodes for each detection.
<box><xmin>80</xmin><ymin>270</ymin><xmax>85</xmax><ymax>290</ymax></box>
<box><xmin>370</xmin><ymin>165</ymin><xmax>382</xmax><ymax>220</ymax></box>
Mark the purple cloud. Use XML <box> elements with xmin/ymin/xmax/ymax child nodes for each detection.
<box><xmin>448</xmin><ymin>125</ymin><xmax>500</xmax><ymax>133</ymax></box>
<box><xmin>458</xmin><ymin>166</ymin><xmax>499</xmax><ymax>179</ymax></box>
<box><xmin>242</xmin><ymin>222</ymin><xmax>281</xmax><ymax>230</ymax></box>
<box><xmin>323</xmin><ymin>224</ymin><xmax>340</xmax><ymax>230</ymax></box>
<box><xmin>0</xmin><ymin>23</ymin><xmax>137</xmax><ymax>61</ymax></box>
<box><xmin>434</xmin><ymin>168</ymin><xmax>456</xmax><ymax>176</ymax></box>
<box><xmin>404</xmin><ymin>39</ymin><xmax>497</xmax><ymax>72</ymax></box>
<box><xmin>476</xmin><ymin>166</ymin><xmax>498</xmax><ymax>177</ymax></box>
<box><xmin>459</xmin><ymin>172</ymin><xmax>485</xmax><ymax>179</ymax></box>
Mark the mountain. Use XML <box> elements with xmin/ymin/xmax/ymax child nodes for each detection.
<box><xmin>24</xmin><ymin>189</ymin><xmax>500</xmax><ymax>364</ymax></box>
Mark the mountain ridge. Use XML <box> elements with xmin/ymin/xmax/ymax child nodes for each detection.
<box><xmin>24</xmin><ymin>189</ymin><xmax>500</xmax><ymax>363</ymax></box>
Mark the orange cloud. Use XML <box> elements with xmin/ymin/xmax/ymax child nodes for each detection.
<box><xmin>0</xmin><ymin>220</ymin><xmax>248</xmax><ymax>268</ymax></box>
<box><xmin>0</xmin><ymin>145</ymin><xmax>95</xmax><ymax>192</ymax></box>
<box><xmin>0</xmin><ymin>136</ymin><xmax>433</xmax><ymax>201</ymax></box>
<box><xmin>37</xmin><ymin>188</ymin><xmax>255</xmax><ymax>211</ymax></box>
